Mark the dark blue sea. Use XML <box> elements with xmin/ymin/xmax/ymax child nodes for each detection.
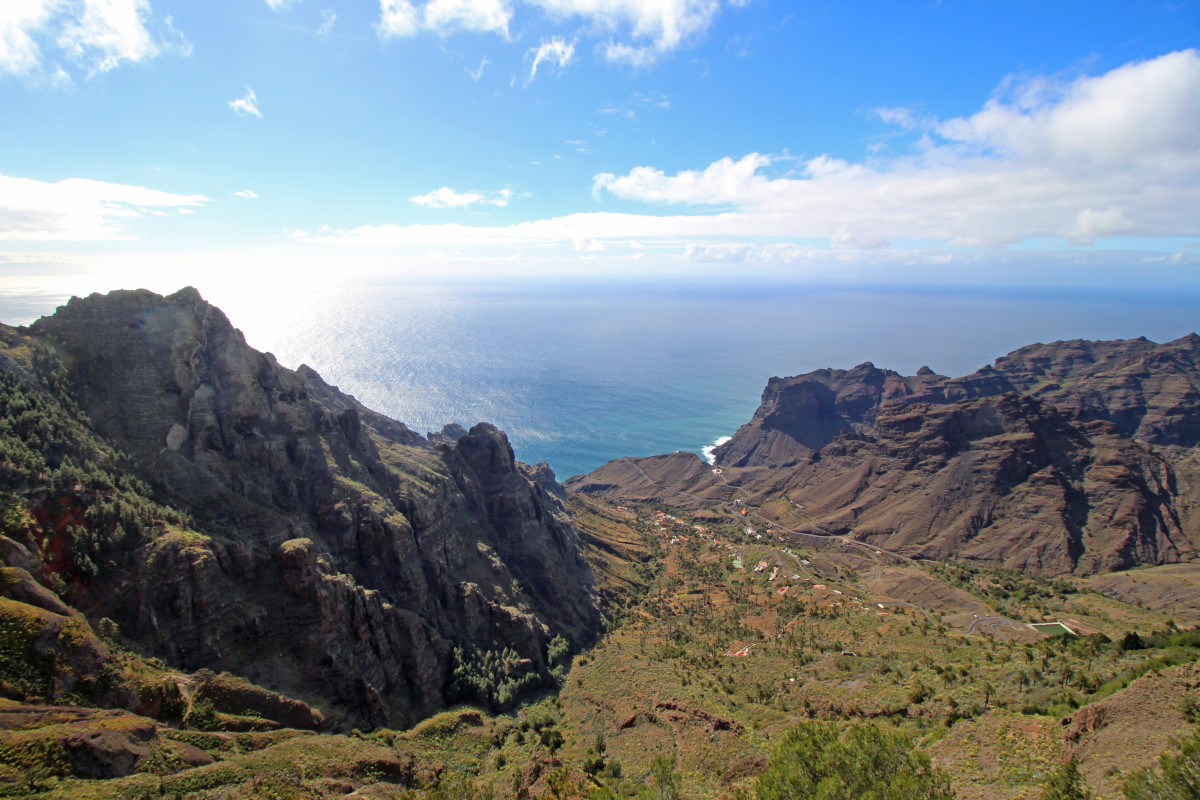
<box><xmin>5</xmin><ymin>279</ymin><xmax>1198</xmax><ymax>478</ymax></box>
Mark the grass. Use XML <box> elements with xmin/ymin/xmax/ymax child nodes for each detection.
<box><xmin>3</xmin><ymin>497</ymin><xmax>1198</xmax><ymax>799</ymax></box>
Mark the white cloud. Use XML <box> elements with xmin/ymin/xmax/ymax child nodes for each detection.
<box><xmin>933</xmin><ymin>49</ymin><xmax>1200</xmax><ymax>171</ymax></box>
<box><xmin>57</xmin><ymin>0</ymin><xmax>157</xmax><ymax>73</ymax></box>
<box><xmin>411</xmin><ymin>186</ymin><xmax>512</xmax><ymax>208</ymax></box>
<box><xmin>316</xmin><ymin>9</ymin><xmax>336</xmax><ymax>38</ymax></box>
<box><xmin>228</xmin><ymin>86</ymin><xmax>261</xmax><ymax>117</ymax></box>
<box><xmin>599</xmin><ymin>91</ymin><xmax>671</xmax><ymax>122</ymax></box>
<box><xmin>526</xmin><ymin>35</ymin><xmax>574</xmax><ymax>82</ymax></box>
<box><xmin>874</xmin><ymin>106</ymin><xmax>923</xmax><ymax>130</ymax></box>
<box><xmin>0</xmin><ymin>1</ymin><xmax>58</xmax><ymax>76</ymax></box>
<box><xmin>600</xmin><ymin>40</ymin><xmax>656</xmax><ymax>68</ymax></box>
<box><xmin>573</xmin><ymin>236</ymin><xmax>604</xmax><ymax>251</ymax></box>
<box><xmin>466</xmin><ymin>54</ymin><xmax>488</xmax><ymax>79</ymax></box>
<box><xmin>2</xmin><ymin>0</ymin><xmax>181</xmax><ymax>78</ymax></box>
<box><xmin>378</xmin><ymin>0</ymin><xmax>419</xmax><ymax>35</ymax></box>
<box><xmin>684</xmin><ymin>242</ymin><xmax>752</xmax><ymax>262</ymax></box>
<box><xmin>0</xmin><ymin>172</ymin><xmax>208</xmax><ymax>241</ymax></box>
<box><xmin>425</xmin><ymin>0</ymin><xmax>511</xmax><ymax>36</ymax></box>
<box><xmin>377</xmin><ymin>0</ymin><xmax>512</xmax><ymax>38</ymax></box>
<box><xmin>594</xmin><ymin>153</ymin><xmax>771</xmax><ymax>204</ymax></box>
<box><xmin>234</xmin><ymin>190</ymin><xmax>258</xmax><ymax>199</ymax></box>
<box><xmin>529</xmin><ymin>0</ymin><xmax>721</xmax><ymax>64</ymax></box>
<box><xmin>376</xmin><ymin>0</ymin><xmax>733</xmax><ymax>62</ymax></box>
<box><xmin>265</xmin><ymin>0</ymin><xmax>298</xmax><ymax>10</ymax></box>
<box><xmin>590</xmin><ymin>51</ymin><xmax>1200</xmax><ymax>247</ymax></box>
<box><xmin>310</xmin><ymin>51</ymin><xmax>1200</xmax><ymax>255</ymax></box>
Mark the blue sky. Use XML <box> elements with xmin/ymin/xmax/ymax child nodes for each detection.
<box><xmin>1</xmin><ymin>0</ymin><xmax>1198</xmax><ymax>305</ymax></box>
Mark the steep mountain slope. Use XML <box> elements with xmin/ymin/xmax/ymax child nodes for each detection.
<box><xmin>713</xmin><ymin>335</ymin><xmax>1200</xmax><ymax>469</ymax></box>
<box><xmin>571</xmin><ymin>335</ymin><xmax>1200</xmax><ymax>575</ymax></box>
<box><xmin>0</xmin><ymin>287</ymin><xmax>599</xmax><ymax>729</ymax></box>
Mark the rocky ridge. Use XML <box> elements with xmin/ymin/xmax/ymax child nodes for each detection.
<box><xmin>0</xmin><ymin>288</ymin><xmax>600</xmax><ymax>730</ymax></box>
<box><xmin>571</xmin><ymin>335</ymin><xmax>1200</xmax><ymax>575</ymax></box>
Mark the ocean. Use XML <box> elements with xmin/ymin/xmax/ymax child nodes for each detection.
<box><xmin>5</xmin><ymin>279</ymin><xmax>1199</xmax><ymax>479</ymax></box>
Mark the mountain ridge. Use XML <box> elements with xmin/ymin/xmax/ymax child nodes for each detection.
<box><xmin>1</xmin><ymin>287</ymin><xmax>601</xmax><ymax>730</ymax></box>
<box><xmin>572</xmin><ymin>334</ymin><xmax>1200</xmax><ymax>575</ymax></box>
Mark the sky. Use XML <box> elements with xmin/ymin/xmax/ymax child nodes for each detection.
<box><xmin>1</xmin><ymin>0</ymin><xmax>1199</xmax><ymax>307</ymax></box>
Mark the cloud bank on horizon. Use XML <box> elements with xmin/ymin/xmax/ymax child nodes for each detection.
<box><xmin>0</xmin><ymin>0</ymin><xmax>1198</xmax><ymax>287</ymax></box>
<box><xmin>295</xmin><ymin>49</ymin><xmax>1200</xmax><ymax>263</ymax></box>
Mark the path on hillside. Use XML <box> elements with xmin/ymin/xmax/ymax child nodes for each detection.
<box><xmin>616</xmin><ymin>457</ymin><xmax>915</xmax><ymax>564</ymax></box>
<box><xmin>875</xmin><ymin>601</ymin><xmax>939</xmax><ymax>626</ymax></box>
<box><xmin>965</xmin><ymin>616</ymin><xmax>1026</xmax><ymax>639</ymax></box>
<box><xmin>612</xmin><ymin>457</ymin><xmax>1025</xmax><ymax>639</ymax></box>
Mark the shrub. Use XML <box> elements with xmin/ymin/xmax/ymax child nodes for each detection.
<box><xmin>1042</xmin><ymin>756</ymin><xmax>1092</xmax><ymax>800</ymax></box>
<box><xmin>755</xmin><ymin>721</ymin><xmax>953</xmax><ymax>800</ymax></box>
<box><xmin>1124</xmin><ymin>725</ymin><xmax>1200</xmax><ymax>800</ymax></box>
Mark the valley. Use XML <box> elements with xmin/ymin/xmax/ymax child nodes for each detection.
<box><xmin>1</xmin><ymin>289</ymin><xmax>1199</xmax><ymax>798</ymax></box>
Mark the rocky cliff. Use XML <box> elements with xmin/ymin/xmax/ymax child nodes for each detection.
<box><xmin>714</xmin><ymin>335</ymin><xmax>1200</xmax><ymax>469</ymax></box>
<box><xmin>572</xmin><ymin>335</ymin><xmax>1200</xmax><ymax>575</ymax></box>
<box><xmin>0</xmin><ymin>288</ymin><xmax>599</xmax><ymax>730</ymax></box>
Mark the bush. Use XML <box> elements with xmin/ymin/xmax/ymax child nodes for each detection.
<box><xmin>1042</xmin><ymin>756</ymin><xmax>1092</xmax><ymax>800</ymax></box>
<box><xmin>755</xmin><ymin>721</ymin><xmax>953</xmax><ymax>800</ymax></box>
<box><xmin>547</xmin><ymin>634</ymin><xmax>571</xmax><ymax>667</ymax></box>
<box><xmin>1124</xmin><ymin>725</ymin><xmax>1200</xmax><ymax>799</ymax></box>
<box><xmin>1120</xmin><ymin>632</ymin><xmax>1145</xmax><ymax>651</ymax></box>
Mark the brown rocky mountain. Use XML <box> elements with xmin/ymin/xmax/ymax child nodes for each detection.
<box><xmin>713</xmin><ymin>335</ymin><xmax>1200</xmax><ymax>468</ymax></box>
<box><xmin>571</xmin><ymin>335</ymin><xmax>1200</xmax><ymax>575</ymax></box>
<box><xmin>0</xmin><ymin>288</ymin><xmax>599</xmax><ymax>730</ymax></box>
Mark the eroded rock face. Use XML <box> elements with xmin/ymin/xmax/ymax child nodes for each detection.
<box><xmin>20</xmin><ymin>288</ymin><xmax>600</xmax><ymax>729</ymax></box>
<box><xmin>776</xmin><ymin>394</ymin><xmax>1194</xmax><ymax>574</ymax></box>
<box><xmin>713</xmin><ymin>335</ymin><xmax>1200</xmax><ymax>469</ymax></box>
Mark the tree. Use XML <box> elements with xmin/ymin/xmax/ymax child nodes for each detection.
<box><xmin>1042</xmin><ymin>756</ymin><xmax>1092</xmax><ymax>800</ymax></box>
<box><xmin>755</xmin><ymin>721</ymin><xmax>954</xmax><ymax>800</ymax></box>
<box><xmin>1124</xmin><ymin>725</ymin><xmax>1200</xmax><ymax>800</ymax></box>
<box><xmin>636</xmin><ymin>755</ymin><xmax>680</xmax><ymax>800</ymax></box>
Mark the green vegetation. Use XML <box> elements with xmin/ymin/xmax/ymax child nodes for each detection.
<box><xmin>1123</xmin><ymin>726</ymin><xmax>1200</xmax><ymax>800</ymax></box>
<box><xmin>448</xmin><ymin>645</ymin><xmax>549</xmax><ymax>711</ymax></box>
<box><xmin>0</xmin><ymin>361</ymin><xmax>190</xmax><ymax>599</ymax></box>
<box><xmin>931</xmin><ymin>561</ymin><xmax>1078</xmax><ymax>620</ymax></box>
<box><xmin>3</xmin><ymin>323</ymin><xmax>1200</xmax><ymax>799</ymax></box>
<box><xmin>1041</xmin><ymin>756</ymin><xmax>1092</xmax><ymax>800</ymax></box>
<box><xmin>756</xmin><ymin>721</ymin><xmax>953</xmax><ymax>800</ymax></box>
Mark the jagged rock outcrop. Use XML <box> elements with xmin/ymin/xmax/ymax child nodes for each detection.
<box><xmin>1</xmin><ymin>287</ymin><xmax>600</xmax><ymax>729</ymax></box>
<box><xmin>713</xmin><ymin>334</ymin><xmax>1200</xmax><ymax>468</ymax></box>
<box><xmin>573</xmin><ymin>335</ymin><xmax>1200</xmax><ymax>575</ymax></box>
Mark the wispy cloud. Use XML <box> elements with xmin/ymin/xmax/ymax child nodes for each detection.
<box><xmin>234</xmin><ymin>190</ymin><xmax>259</xmax><ymax>199</ymax></box>
<box><xmin>228</xmin><ymin>87</ymin><xmax>262</xmax><ymax>117</ymax></box>
<box><xmin>466</xmin><ymin>54</ymin><xmax>489</xmax><ymax>80</ymax></box>
<box><xmin>316</xmin><ymin>9</ymin><xmax>337</xmax><ymax>38</ymax></box>
<box><xmin>315</xmin><ymin>51</ymin><xmax>1200</xmax><ymax>253</ymax></box>
<box><xmin>411</xmin><ymin>186</ymin><xmax>513</xmax><ymax>208</ymax></box>
<box><xmin>264</xmin><ymin>0</ymin><xmax>299</xmax><ymax>10</ymax></box>
<box><xmin>599</xmin><ymin>91</ymin><xmax>671</xmax><ymax>122</ymax></box>
<box><xmin>0</xmin><ymin>172</ymin><xmax>208</xmax><ymax>241</ymax></box>
<box><xmin>377</xmin><ymin>0</ymin><xmax>739</xmax><ymax>65</ymax></box>
<box><xmin>526</xmin><ymin>35</ymin><xmax>574</xmax><ymax>83</ymax></box>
